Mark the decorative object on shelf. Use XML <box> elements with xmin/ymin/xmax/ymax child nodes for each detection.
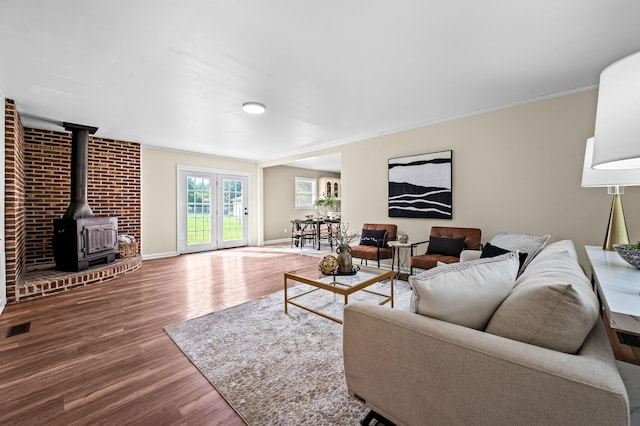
<box><xmin>397</xmin><ymin>233</ymin><xmax>409</xmax><ymax>243</ymax></box>
<box><xmin>581</xmin><ymin>137</ymin><xmax>640</xmax><ymax>250</ymax></box>
<box><xmin>318</xmin><ymin>254</ymin><xmax>339</xmax><ymax>275</ymax></box>
<box><xmin>388</xmin><ymin>150</ymin><xmax>452</xmax><ymax>219</ymax></box>
<box><xmin>614</xmin><ymin>243</ymin><xmax>640</xmax><ymax>269</ymax></box>
<box><xmin>592</xmin><ymin>50</ymin><xmax>640</xmax><ymax>170</ymax></box>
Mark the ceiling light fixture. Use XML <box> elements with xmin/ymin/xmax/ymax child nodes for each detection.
<box><xmin>242</xmin><ymin>102</ymin><xmax>266</xmax><ymax>115</ymax></box>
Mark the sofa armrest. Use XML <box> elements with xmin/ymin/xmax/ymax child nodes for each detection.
<box><xmin>459</xmin><ymin>249</ymin><xmax>482</xmax><ymax>262</ymax></box>
<box><xmin>343</xmin><ymin>303</ymin><xmax>628</xmax><ymax>426</ymax></box>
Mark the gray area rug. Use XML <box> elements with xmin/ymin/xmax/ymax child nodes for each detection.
<box><xmin>164</xmin><ymin>279</ymin><xmax>413</xmax><ymax>425</ymax></box>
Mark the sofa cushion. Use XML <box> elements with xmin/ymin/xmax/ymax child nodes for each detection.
<box><xmin>426</xmin><ymin>236</ymin><xmax>465</xmax><ymax>257</ymax></box>
<box><xmin>409</xmin><ymin>252</ymin><xmax>519</xmax><ymax>330</ymax></box>
<box><xmin>520</xmin><ymin>239</ymin><xmax>578</xmax><ymax>271</ymax></box>
<box><xmin>485</xmin><ymin>250</ymin><xmax>599</xmax><ymax>354</ymax></box>
<box><xmin>480</xmin><ymin>242</ymin><xmax>528</xmax><ymax>270</ymax></box>
<box><xmin>359</xmin><ymin>229</ymin><xmax>387</xmax><ymax>247</ymax></box>
<box><xmin>489</xmin><ymin>232</ymin><xmax>550</xmax><ymax>271</ymax></box>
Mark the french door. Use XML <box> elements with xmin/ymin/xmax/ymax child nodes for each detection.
<box><xmin>177</xmin><ymin>168</ymin><xmax>248</xmax><ymax>254</ymax></box>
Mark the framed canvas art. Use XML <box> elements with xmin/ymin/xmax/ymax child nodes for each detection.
<box><xmin>388</xmin><ymin>150</ymin><xmax>452</xmax><ymax>219</ymax></box>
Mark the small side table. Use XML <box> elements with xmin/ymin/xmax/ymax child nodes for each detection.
<box><xmin>388</xmin><ymin>241</ymin><xmax>413</xmax><ymax>280</ymax></box>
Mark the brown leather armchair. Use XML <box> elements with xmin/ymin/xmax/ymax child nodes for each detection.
<box><xmin>410</xmin><ymin>226</ymin><xmax>482</xmax><ymax>274</ymax></box>
<box><xmin>350</xmin><ymin>224</ymin><xmax>397</xmax><ymax>268</ymax></box>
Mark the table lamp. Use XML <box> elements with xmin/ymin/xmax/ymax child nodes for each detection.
<box><xmin>582</xmin><ymin>137</ymin><xmax>640</xmax><ymax>250</ymax></box>
<box><xmin>592</xmin><ymin>51</ymin><xmax>640</xmax><ymax>170</ymax></box>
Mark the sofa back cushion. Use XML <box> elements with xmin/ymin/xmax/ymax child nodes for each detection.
<box><xmin>488</xmin><ymin>231</ymin><xmax>550</xmax><ymax>272</ymax></box>
<box><xmin>409</xmin><ymin>252</ymin><xmax>519</xmax><ymax>330</ymax></box>
<box><xmin>485</xmin><ymin>246</ymin><xmax>599</xmax><ymax>354</ymax></box>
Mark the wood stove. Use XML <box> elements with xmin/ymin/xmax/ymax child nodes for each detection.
<box><xmin>53</xmin><ymin>122</ymin><xmax>118</xmax><ymax>272</ymax></box>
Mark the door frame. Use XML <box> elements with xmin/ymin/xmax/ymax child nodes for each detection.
<box><xmin>176</xmin><ymin>166</ymin><xmax>250</xmax><ymax>254</ymax></box>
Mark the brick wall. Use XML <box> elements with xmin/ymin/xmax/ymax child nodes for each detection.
<box><xmin>3</xmin><ymin>98</ymin><xmax>142</xmax><ymax>303</ymax></box>
<box><xmin>23</xmin><ymin>129</ymin><xmax>141</xmax><ymax>271</ymax></box>
<box><xmin>4</xmin><ymin>99</ymin><xmax>26</xmax><ymax>303</ymax></box>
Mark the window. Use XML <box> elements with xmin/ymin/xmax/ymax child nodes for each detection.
<box><xmin>295</xmin><ymin>177</ymin><xmax>317</xmax><ymax>209</ymax></box>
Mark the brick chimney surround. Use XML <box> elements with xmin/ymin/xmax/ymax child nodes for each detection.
<box><xmin>4</xmin><ymin>99</ymin><xmax>142</xmax><ymax>303</ymax></box>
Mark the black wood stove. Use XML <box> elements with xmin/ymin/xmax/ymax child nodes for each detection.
<box><xmin>53</xmin><ymin>123</ymin><xmax>118</xmax><ymax>272</ymax></box>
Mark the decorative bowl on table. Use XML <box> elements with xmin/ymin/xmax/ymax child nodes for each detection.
<box><xmin>613</xmin><ymin>243</ymin><xmax>640</xmax><ymax>269</ymax></box>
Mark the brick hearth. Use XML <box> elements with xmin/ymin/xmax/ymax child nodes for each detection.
<box><xmin>16</xmin><ymin>256</ymin><xmax>142</xmax><ymax>302</ymax></box>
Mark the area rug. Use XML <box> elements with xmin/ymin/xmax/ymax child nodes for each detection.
<box><xmin>164</xmin><ymin>279</ymin><xmax>413</xmax><ymax>425</ymax></box>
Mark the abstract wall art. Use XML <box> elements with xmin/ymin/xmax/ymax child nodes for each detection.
<box><xmin>388</xmin><ymin>150</ymin><xmax>452</xmax><ymax>219</ymax></box>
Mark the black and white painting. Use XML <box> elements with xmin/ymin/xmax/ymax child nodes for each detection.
<box><xmin>388</xmin><ymin>150</ymin><xmax>452</xmax><ymax>219</ymax></box>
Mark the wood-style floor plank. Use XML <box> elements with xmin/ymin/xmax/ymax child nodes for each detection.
<box><xmin>0</xmin><ymin>246</ymin><xmax>320</xmax><ymax>425</ymax></box>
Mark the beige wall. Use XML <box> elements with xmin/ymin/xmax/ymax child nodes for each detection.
<box><xmin>339</xmin><ymin>88</ymin><xmax>640</xmax><ymax>267</ymax></box>
<box><xmin>141</xmin><ymin>146</ymin><xmax>259</xmax><ymax>258</ymax></box>
<box><xmin>143</xmin><ymin>88</ymin><xmax>640</xmax><ymax>268</ymax></box>
<box><xmin>263</xmin><ymin>166</ymin><xmax>339</xmax><ymax>242</ymax></box>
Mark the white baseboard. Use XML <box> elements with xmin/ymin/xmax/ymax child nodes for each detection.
<box><xmin>142</xmin><ymin>251</ymin><xmax>178</xmax><ymax>260</ymax></box>
<box><xmin>264</xmin><ymin>238</ymin><xmax>290</xmax><ymax>245</ymax></box>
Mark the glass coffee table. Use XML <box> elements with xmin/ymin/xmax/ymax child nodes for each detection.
<box><xmin>284</xmin><ymin>264</ymin><xmax>394</xmax><ymax>324</ymax></box>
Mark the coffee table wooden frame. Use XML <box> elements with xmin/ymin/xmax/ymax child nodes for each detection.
<box><xmin>284</xmin><ymin>264</ymin><xmax>394</xmax><ymax>324</ymax></box>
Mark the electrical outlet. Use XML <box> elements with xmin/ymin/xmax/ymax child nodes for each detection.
<box><xmin>284</xmin><ymin>228</ymin><xmax>288</xmax><ymax>234</ymax></box>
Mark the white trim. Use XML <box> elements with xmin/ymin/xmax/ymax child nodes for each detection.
<box><xmin>264</xmin><ymin>238</ymin><xmax>290</xmax><ymax>245</ymax></box>
<box><xmin>177</xmin><ymin>164</ymin><xmax>250</xmax><ymax>177</ymax></box>
<box><xmin>142</xmin><ymin>251</ymin><xmax>178</xmax><ymax>260</ymax></box>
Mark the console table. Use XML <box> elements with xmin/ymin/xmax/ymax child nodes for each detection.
<box><xmin>585</xmin><ymin>245</ymin><xmax>640</xmax><ymax>365</ymax></box>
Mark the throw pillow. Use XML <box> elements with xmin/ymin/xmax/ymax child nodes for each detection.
<box><xmin>426</xmin><ymin>236</ymin><xmax>465</xmax><ymax>257</ymax></box>
<box><xmin>485</xmin><ymin>251</ymin><xmax>599</xmax><ymax>354</ymax></box>
<box><xmin>480</xmin><ymin>242</ymin><xmax>528</xmax><ymax>271</ymax></box>
<box><xmin>409</xmin><ymin>252</ymin><xmax>519</xmax><ymax>330</ymax></box>
<box><xmin>359</xmin><ymin>229</ymin><xmax>387</xmax><ymax>247</ymax></box>
<box><xmin>488</xmin><ymin>232</ymin><xmax>550</xmax><ymax>271</ymax></box>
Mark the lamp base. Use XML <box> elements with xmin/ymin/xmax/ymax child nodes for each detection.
<box><xmin>603</xmin><ymin>193</ymin><xmax>630</xmax><ymax>251</ymax></box>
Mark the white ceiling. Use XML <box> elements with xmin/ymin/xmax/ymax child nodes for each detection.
<box><xmin>2</xmin><ymin>1</ymin><xmax>640</xmax><ymax>171</ymax></box>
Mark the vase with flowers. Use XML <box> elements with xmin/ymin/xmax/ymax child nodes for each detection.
<box><xmin>315</xmin><ymin>193</ymin><xmax>335</xmax><ymax>218</ymax></box>
<box><xmin>333</xmin><ymin>223</ymin><xmax>360</xmax><ymax>273</ymax></box>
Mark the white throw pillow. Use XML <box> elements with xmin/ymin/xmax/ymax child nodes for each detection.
<box><xmin>489</xmin><ymin>232</ymin><xmax>550</xmax><ymax>272</ymax></box>
<box><xmin>409</xmin><ymin>252</ymin><xmax>519</xmax><ymax>330</ymax></box>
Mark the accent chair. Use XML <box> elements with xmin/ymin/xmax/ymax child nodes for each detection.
<box><xmin>350</xmin><ymin>223</ymin><xmax>397</xmax><ymax>268</ymax></box>
<box><xmin>410</xmin><ymin>226</ymin><xmax>482</xmax><ymax>274</ymax></box>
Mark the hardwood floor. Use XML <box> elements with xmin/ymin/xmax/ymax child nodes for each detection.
<box><xmin>0</xmin><ymin>246</ymin><xmax>321</xmax><ymax>425</ymax></box>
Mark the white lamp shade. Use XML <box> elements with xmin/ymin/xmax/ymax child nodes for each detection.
<box><xmin>582</xmin><ymin>137</ymin><xmax>640</xmax><ymax>187</ymax></box>
<box><xmin>593</xmin><ymin>50</ymin><xmax>640</xmax><ymax>170</ymax></box>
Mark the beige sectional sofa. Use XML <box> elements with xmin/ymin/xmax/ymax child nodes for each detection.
<box><xmin>343</xmin><ymin>240</ymin><xmax>629</xmax><ymax>425</ymax></box>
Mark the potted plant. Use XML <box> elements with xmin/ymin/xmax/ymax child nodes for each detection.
<box><xmin>315</xmin><ymin>193</ymin><xmax>335</xmax><ymax>216</ymax></box>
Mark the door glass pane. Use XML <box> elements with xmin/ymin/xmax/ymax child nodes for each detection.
<box><xmin>223</xmin><ymin>178</ymin><xmax>243</xmax><ymax>242</ymax></box>
<box><xmin>187</xmin><ymin>176</ymin><xmax>212</xmax><ymax>245</ymax></box>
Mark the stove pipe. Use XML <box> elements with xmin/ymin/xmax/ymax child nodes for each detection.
<box><xmin>62</xmin><ymin>122</ymin><xmax>98</xmax><ymax>219</ymax></box>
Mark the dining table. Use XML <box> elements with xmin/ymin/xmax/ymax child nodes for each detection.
<box><xmin>295</xmin><ymin>217</ymin><xmax>341</xmax><ymax>250</ymax></box>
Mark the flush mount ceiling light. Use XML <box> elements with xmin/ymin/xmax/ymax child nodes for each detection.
<box><xmin>242</xmin><ymin>102</ymin><xmax>266</xmax><ymax>115</ymax></box>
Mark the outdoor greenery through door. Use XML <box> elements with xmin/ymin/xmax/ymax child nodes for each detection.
<box><xmin>178</xmin><ymin>168</ymin><xmax>248</xmax><ymax>254</ymax></box>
